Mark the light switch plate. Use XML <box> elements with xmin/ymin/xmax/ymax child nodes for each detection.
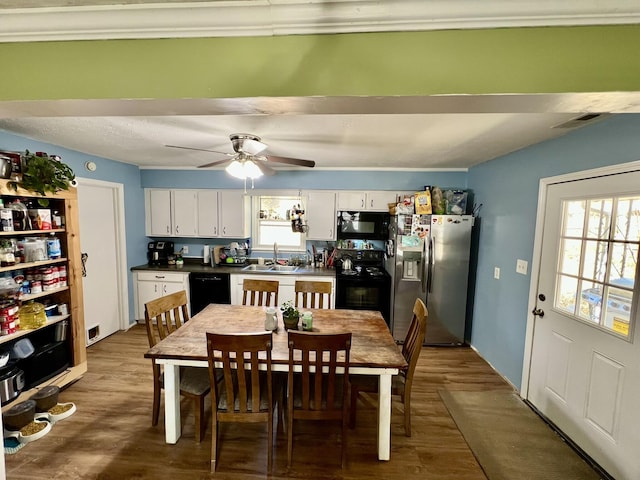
<box><xmin>516</xmin><ymin>259</ymin><xmax>528</xmax><ymax>275</ymax></box>
<box><xmin>182</xmin><ymin>246</ymin><xmax>189</xmax><ymax>254</ymax></box>
<box><xmin>494</xmin><ymin>267</ymin><xmax>500</xmax><ymax>279</ymax></box>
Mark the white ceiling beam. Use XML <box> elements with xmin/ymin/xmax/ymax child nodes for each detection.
<box><xmin>1</xmin><ymin>0</ymin><xmax>639</xmax><ymax>42</ymax></box>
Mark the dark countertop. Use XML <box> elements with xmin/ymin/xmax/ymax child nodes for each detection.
<box><xmin>131</xmin><ymin>260</ymin><xmax>336</xmax><ymax>277</ymax></box>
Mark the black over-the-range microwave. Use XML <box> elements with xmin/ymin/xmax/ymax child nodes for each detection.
<box><xmin>336</xmin><ymin>211</ymin><xmax>390</xmax><ymax>240</ymax></box>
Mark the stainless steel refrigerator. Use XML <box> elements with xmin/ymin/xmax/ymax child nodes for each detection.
<box><xmin>386</xmin><ymin>214</ymin><xmax>474</xmax><ymax>345</ymax></box>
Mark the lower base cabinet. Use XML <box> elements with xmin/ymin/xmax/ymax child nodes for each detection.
<box><xmin>134</xmin><ymin>271</ymin><xmax>190</xmax><ymax>321</ymax></box>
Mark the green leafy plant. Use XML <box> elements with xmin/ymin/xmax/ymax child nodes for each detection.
<box><xmin>8</xmin><ymin>150</ymin><xmax>76</xmax><ymax>196</ymax></box>
<box><xmin>280</xmin><ymin>301</ymin><xmax>299</xmax><ymax>319</ymax></box>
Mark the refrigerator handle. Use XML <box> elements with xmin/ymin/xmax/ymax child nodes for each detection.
<box><xmin>425</xmin><ymin>235</ymin><xmax>434</xmax><ymax>293</ymax></box>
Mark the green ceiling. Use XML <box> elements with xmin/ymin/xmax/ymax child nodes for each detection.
<box><xmin>1</xmin><ymin>25</ymin><xmax>639</xmax><ymax>101</ymax></box>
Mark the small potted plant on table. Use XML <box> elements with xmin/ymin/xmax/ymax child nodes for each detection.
<box><xmin>280</xmin><ymin>301</ymin><xmax>300</xmax><ymax>330</ymax></box>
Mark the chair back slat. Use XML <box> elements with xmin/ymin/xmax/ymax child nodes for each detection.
<box><xmin>207</xmin><ymin>332</ymin><xmax>273</xmax><ymax>414</ymax></box>
<box><xmin>401</xmin><ymin>299</ymin><xmax>427</xmax><ymax>379</ymax></box>
<box><xmin>243</xmin><ymin>279</ymin><xmax>279</xmax><ymax>306</ymax></box>
<box><xmin>288</xmin><ymin>332</ymin><xmax>351</xmax><ymax>412</ymax></box>
<box><xmin>287</xmin><ymin>331</ymin><xmax>352</xmax><ymax>469</ymax></box>
<box><xmin>206</xmin><ymin>331</ymin><xmax>275</xmax><ymax>473</ymax></box>
<box><xmin>294</xmin><ymin>280</ymin><xmax>332</xmax><ymax>309</ymax></box>
<box><xmin>144</xmin><ymin>290</ymin><xmax>190</xmax><ymax>347</ymax></box>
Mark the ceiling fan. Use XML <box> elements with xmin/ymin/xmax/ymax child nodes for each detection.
<box><xmin>165</xmin><ymin>133</ymin><xmax>316</xmax><ymax>178</ymax></box>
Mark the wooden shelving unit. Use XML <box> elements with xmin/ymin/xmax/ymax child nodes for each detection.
<box><xmin>0</xmin><ymin>180</ymin><xmax>86</xmax><ymax>410</ymax></box>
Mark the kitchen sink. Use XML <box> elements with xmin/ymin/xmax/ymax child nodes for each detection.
<box><xmin>242</xmin><ymin>264</ymin><xmax>273</xmax><ymax>272</ymax></box>
<box><xmin>270</xmin><ymin>265</ymin><xmax>299</xmax><ymax>272</ymax></box>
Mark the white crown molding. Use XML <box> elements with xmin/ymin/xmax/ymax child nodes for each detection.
<box><xmin>1</xmin><ymin>0</ymin><xmax>639</xmax><ymax>43</ymax></box>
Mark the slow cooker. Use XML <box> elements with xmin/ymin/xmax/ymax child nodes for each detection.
<box><xmin>0</xmin><ymin>366</ymin><xmax>25</xmax><ymax>405</ymax></box>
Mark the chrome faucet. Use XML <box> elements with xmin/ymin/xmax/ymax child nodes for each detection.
<box><xmin>273</xmin><ymin>242</ymin><xmax>278</xmax><ymax>264</ymax></box>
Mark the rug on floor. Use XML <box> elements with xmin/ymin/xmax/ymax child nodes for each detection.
<box><xmin>439</xmin><ymin>390</ymin><xmax>603</xmax><ymax>480</ymax></box>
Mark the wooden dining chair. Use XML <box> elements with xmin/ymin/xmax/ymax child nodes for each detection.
<box><xmin>242</xmin><ymin>278</ymin><xmax>279</xmax><ymax>306</ymax></box>
<box><xmin>206</xmin><ymin>332</ymin><xmax>276</xmax><ymax>474</ymax></box>
<box><xmin>144</xmin><ymin>290</ymin><xmax>211</xmax><ymax>442</ymax></box>
<box><xmin>349</xmin><ymin>298</ymin><xmax>427</xmax><ymax>436</ymax></box>
<box><xmin>294</xmin><ymin>280</ymin><xmax>333</xmax><ymax>309</ymax></box>
<box><xmin>287</xmin><ymin>331</ymin><xmax>352</xmax><ymax>469</ymax></box>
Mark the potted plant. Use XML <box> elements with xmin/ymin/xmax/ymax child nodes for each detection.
<box><xmin>280</xmin><ymin>301</ymin><xmax>300</xmax><ymax>330</ymax></box>
<box><xmin>8</xmin><ymin>150</ymin><xmax>76</xmax><ymax>196</ymax></box>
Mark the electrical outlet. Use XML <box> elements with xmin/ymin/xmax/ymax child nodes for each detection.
<box><xmin>516</xmin><ymin>259</ymin><xmax>528</xmax><ymax>275</ymax></box>
<box><xmin>494</xmin><ymin>267</ymin><xmax>500</xmax><ymax>279</ymax></box>
<box><xmin>182</xmin><ymin>246</ymin><xmax>189</xmax><ymax>254</ymax></box>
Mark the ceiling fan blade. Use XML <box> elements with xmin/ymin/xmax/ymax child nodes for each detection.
<box><xmin>254</xmin><ymin>159</ymin><xmax>276</xmax><ymax>176</ymax></box>
<box><xmin>242</xmin><ymin>138</ymin><xmax>268</xmax><ymax>156</ymax></box>
<box><xmin>165</xmin><ymin>144</ymin><xmax>231</xmax><ymax>156</ymax></box>
<box><xmin>266</xmin><ymin>155</ymin><xmax>316</xmax><ymax>168</ymax></box>
<box><xmin>197</xmin><ymin>158</ymin><xmax>232</xmax><ymax>168</ymax></box>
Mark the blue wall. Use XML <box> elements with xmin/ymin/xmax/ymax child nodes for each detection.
<box><xmin>467</xmin><ymin>114</ymin><xmax>640</xmax><ymax>388</ymax></box>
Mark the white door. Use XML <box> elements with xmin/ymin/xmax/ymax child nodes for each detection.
<box><xmin>528</xmin><ymin>172</ymin><xmax>640</xmax><ymax>480</ymax></box>
<box><xmin>78</xmin><ymin>179</ymin><xmax>128</xmax><ymax>345</ymax></box>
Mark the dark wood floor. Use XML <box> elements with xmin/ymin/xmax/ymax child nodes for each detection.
<box><xmin>4</xmin><ymin>325</ymin><xmax>514</xmax><ymax>479</ymax></box>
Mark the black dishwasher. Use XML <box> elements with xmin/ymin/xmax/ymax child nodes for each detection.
<box><xmin>189</xmin><ymin>273</ymin><xmax>231</xmax><ymax>316</ymax></box>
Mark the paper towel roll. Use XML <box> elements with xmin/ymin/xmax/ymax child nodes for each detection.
<box><xmin>203</xmin><ymin>245</ymin><xmax>210</xmax><ymax>265</ymax></box>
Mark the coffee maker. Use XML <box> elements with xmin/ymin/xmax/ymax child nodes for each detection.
<box><xmin>147</xmin><ymin>241</ymin><xmax>174</xmax><ymax>266</ymax></box>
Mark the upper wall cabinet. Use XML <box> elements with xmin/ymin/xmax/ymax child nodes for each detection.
<box><xmin>145</xmin><ymin>189</ymin><xmax>249</xmax><ymax>238</ymax></box>
<box><xmin>337</xmin><ymin>191</ymin><xmax>397</xmax><ymax>212</ymax></box>
<box><xmin>145</xmin><ymin>189</ymin><xmax>198</xmax><ymax>237</ymax></box>
<box><xmin>197</xmin><ymin>190</ymin><xmax>219</xmax><ymax>237</ymax></box>
<box><xmin>146</xmin><ymin>189</ymin><xmax>172</xmax><ymax>236</ymax></box>
<box><xmin>218</xmin><ymin>190</ymin><xmax>250</xmax><ymax>238</ymax></box>
<box><xmin>172</xmin><ymin>190</ymin><xmax>198</xmax><ymax>237</ymax></box>
<box><xmin>305</xmin><ymin>191</ymin><xmax>336</xmax><ymax>241</ymax></box>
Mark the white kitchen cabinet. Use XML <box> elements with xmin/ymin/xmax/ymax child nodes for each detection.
<box><xmin>197</xmin><ymin>190</ymin><xmax>219</xmax><ymax>237</ymax></box>
<box><xmin>219</xmin><ymin>190</ymin><xmax>250</xmax><ymax>238</ymax></box>
<box><xmin>172</xmin><ymin>190</ymin><xmax>198</xmax><ymax>237</ymax></box>
<box><xmin>305</xmin><ymin>191</ymin><xmax>336</xmax><ymax>240</ymax></box>
<box><xmin>146</xmin><ymin>189</ymin><xmax>172</xmax><ymax>236</ymax></box>
<box><xmin>145</xmin><ymin>188</ymin><xmax>248</xmax><ymax>238</ymax></box>
<box><xmin>231</xmin><ymin>274</ymin><xmax>334</xmax><ymax>308</ymax></box>
<box><xmin>337</xmin><ymin>191</ymin><xmax>397</xmax><ymax>211</ymax></box>
<box><xmin>135</xmin><ymin>271</ymin><xmax>190</xmax><ymax>320</ymax></box>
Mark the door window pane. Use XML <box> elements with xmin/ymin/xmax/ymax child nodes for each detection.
<box><xmin>581</xmin><ymin>240</ymin><xmax>608</xmax><ymax>283</ymax></box>
<box><xmin>586</xmin><ymin>199</ymin><xmax>612</xmax><ymax>239</ymax></box>
<box><xmin>559</xmin><ymin>238</ymin><xmax>582</xmax><ymax>276</ymax></box>
<box><xmin>553</xmin><ymin>195</ymin><xmax>640</xmax><ymax>339</ymax></box>
<box><xmin>563</xmin><ymin>200</ymin><xmax>586</xmax><ymax>237</ymax></box>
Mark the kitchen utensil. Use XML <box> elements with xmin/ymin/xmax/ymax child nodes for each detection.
<box><xmin>341</xmin><ymin>255</ymin><xmax>353</xmax><ymax>271</ymax></box>
<box><xmin>10</xmin><ymin>338</ymin><xmax>35</xmax><ymax>359</ymax></box>
<box><xmin>0</xmin><ymin>156</ymin><xmax>12</xmax><ymax>179</ymax></box>
<box><xmin>0</xmin><ymin>351</ymin><xmax>9</xmax><ymax>367</ymax></box>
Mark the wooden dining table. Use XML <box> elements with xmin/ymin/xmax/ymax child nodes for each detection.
<box><xmin>144</xmin><ymin>304</ymin><xmax>407</xmax><ymax>461</ymax></box>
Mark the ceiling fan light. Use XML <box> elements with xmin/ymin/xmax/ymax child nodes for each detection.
<box><xmin>244</xmin><ymin>159</ymin><xmax>263</xmax><ymax>179</ymax></box>
<box><xmin>225</xmin><ymin>160</ymin><xmax>245</xmax><ymax>179</ymax></box>
<box><xmin>225</xmin><ymin>159</ymin><xmax>263</xmax><ymax>179</ymax></box>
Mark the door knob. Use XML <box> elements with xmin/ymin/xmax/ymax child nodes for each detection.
<box><xmin>531</xmin><ymin>308</ymin><xmax>544</xmax><ymax>317</ymax></box>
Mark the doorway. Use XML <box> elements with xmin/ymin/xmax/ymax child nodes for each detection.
<box><xmin>77</xmin><ymin>178</ymin><xmax>129</xmax><ymax>345</ymax></box>
<box><xmin>523</xmin><ymin>163</ymin><xmax>640</xmax><ymax>480</ymax></box>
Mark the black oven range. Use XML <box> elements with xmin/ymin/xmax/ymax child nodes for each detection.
<box><xmin>335</xmin><ymin>249</ymin><xmax>391</xmax><ymax>326</ymax></box>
